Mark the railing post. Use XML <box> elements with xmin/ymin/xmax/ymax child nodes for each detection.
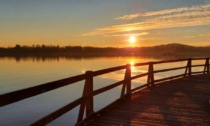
<box><xmin>77</xmin><ymin>71</ymin><xmax>94</xmax><ymax>124</ymax></box>
<box><xmin>85</xmin><ymin>71</ymin><xmax>94</xmax><ymax>116</ymax></box>
<box><xmin>185</xmin><ymin>58</ymin><xmax>192</xmax><ymax>77</ymax></box>
<box><xmin>126</xmin><ymin>64</ymin><xmax>131</xmax><ymax>98</ymax></box>
<box><xmin>204</xmin><ymin>58</ymin><xmax>209</xmax><ymax>74</ymax></box>
<box><xmin>207</xmin><ymin>58</ymin><xmax>209</xmax><ymax>74</ymax></box>
<box><xmin>188</xmin><ymin>59</ymin><xmax>192</xmax><ymax>76</ymax></box>
<box><xmin>121</xmin><ymin>64</ymin><xmax>131</xmax><ymax>99</ymax></box>
<box><xmin>147</xmin><ymin>62</ymin><xmax>154</xmax><ymax>87</ymax></box>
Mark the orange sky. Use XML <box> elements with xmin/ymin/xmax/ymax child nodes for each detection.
<box><xmin>1</xmin><ymin>1</ymin><xmax>210</xmax><ymax>47</ymax></box>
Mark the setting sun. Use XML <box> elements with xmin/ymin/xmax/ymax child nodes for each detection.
<box><xmin>129</xmin><ymin>36</ymin><xmax>136</xmax><ymax>43</ymax></box>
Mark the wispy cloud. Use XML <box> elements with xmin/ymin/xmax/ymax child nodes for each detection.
<box><xmin>83</xmin><ymin>3</ymin><xmax>210</xmax><ymax>36</ymax></box>
<box><xmin>183</xmin><ymin>36</ymin><xmax>196</xmax><ymax>39</ymax></box>
<box><xmin>182</xmin><ymin>33</ymin><xmax>210</xmax><ymax>39</ymax></box>
<box><xmin>114</xmin><ymin>3</ymin><xmax>210</xmax><ymax>20</ymax></box>
<box><xmin>199</xmin><ymin>33</ymin><xmax>210</xmax><ymax>36</ymax></box>
<box><xmin>114</xmin><ymin>13</ymin><xmax>142</xmax><ymax>20</ymax></box>
<box><xmin>107</xmin><ymin>32</ymin><xmax>149</xmax><ymax>37</ymax></box>
<box><xmin>144</xmin><ymin>3</ymin><xmax>210</xmax><ymax>16</ymax></box>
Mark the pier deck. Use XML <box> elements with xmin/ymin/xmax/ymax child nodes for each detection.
<box><xmin>88</xmin><ymin>75</ymin><xmax>210</xmax><ymax>126</ymax></box>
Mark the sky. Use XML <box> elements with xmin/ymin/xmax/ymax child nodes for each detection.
<box><xmin>1</xmin><ymin>0</ymin><xmax>210</xmax><ymax>47</ymax></box>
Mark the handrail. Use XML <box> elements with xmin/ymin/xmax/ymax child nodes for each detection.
<box><xmin>154</xmin><ymin>66</ymin><xmax>187</xmax><ymax>73</ymax></box>
<box><xmin>93</xmin><ymin>65</ymin><xmax>126</xmax><ymax>76</ymax></box>
<box><xmin>0</xmin><ymin>74</ymin><xmax>86</xmax><ymax>106</ymax></box>
<box><xmin>0</xmin><ymin>58</ymin><xmax>209</xmax><ymax>125</ymax></box>
<box><xmin>153</xmin><ymin>58</ymin><xmax>187</xmax><ymax>64</ymax></box>
<box><xmin>154</xmin><ymin>73</ymin><xmax>186</xmax><ymax>84</ymax></box>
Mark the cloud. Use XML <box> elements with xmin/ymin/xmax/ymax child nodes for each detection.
<box><xmin>107</xmin><ymin>32</ymin><xmax>149</xmax><ymax>37</ymax></box>
<box><xmin>114</xmin><ymin>13</ymin><xmax>142</xmax><ymax>20</ymax></box>
<box><xmin>183</xmin><ymin>36</ymin><xmax>196</xmax><ymax>39</ymax></box>
<box><xmin>83</xmin><ymin>3</ymin><xmax>210</xmax><ymax>36</ymax></box>
<box><xmin>182</xmin><ymin>33</ymin><xmax>210</xmax><ymax>39</ymax></box>
<box><xmin>144</xmin><ymin>4</ymin><xmax>210</xmax><ymax>16</ymax></box>
<box><xmin>114</xmin><ymin>3</ymin><xmax>210</xmax><ymax>20</ymax></box>
<box><xmin>199</xmin><ymin>33</ymin><xmax>210</xmax><ymax>36</ymax></box>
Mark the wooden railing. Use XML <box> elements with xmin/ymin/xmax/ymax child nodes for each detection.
<box><xmin>0</xmin><ymin>58</ymin><xmax>209</xmax><ymax>125</ymax></box>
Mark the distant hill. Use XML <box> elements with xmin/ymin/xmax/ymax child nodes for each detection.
<box><xmin>147</xmin><ymin>43</ymin><xmax>210</xmax><ymax>54</ymax></box>
<box><xmin>120</xmin><ymin>43</ymin><xmax>210</xmax><ymax>57</ymax></box>
<box><xmin>0</xmin><ymin>43</ymin><xmax>210</xmax><ymax>58</ymax></box>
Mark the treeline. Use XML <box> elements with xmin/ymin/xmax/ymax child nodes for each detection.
<box><xmin>0</xmin><ymin>44</ymin><xmax>122</xmax><ymax>56</ymax></box>
<box><xmin>0</xmin><ymin>43</ymin><xmax>210</xmax><ymax>57</ymax></box>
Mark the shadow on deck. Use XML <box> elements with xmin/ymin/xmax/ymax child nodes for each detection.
<box><xmin>87</xmin><ymin>74</ymin><xmax>210</xmax><ymax>126</ymax></box>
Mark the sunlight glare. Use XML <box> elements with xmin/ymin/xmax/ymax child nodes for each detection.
<box><xmin>129</xmin><ymin>61</ymin><xmax>135</xmax><ymax>66</ymax></box>
<box><xmin>129</xmin><ymin>60</ymin><xmax>135</xmax><ymax>72</ymax></box>
<box><xmin>129</xmin><ymin>36</ymin><xmax>136</xmax><ymax>43</ymax></box>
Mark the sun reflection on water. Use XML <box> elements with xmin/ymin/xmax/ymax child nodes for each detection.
<box><xmin>129</xmin><ymin>60</ymin><xmax>136</xmax><ymax>72</ymax></box>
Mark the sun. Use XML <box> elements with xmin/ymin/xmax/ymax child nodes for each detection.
<box><xmin>129</xmin><ymin>36</ymin><xmax>136</xmax><ymax>43</ymax></box>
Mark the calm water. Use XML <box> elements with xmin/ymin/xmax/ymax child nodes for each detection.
<box><xmin>0</xmin><ymin>56</ymin><xmax>205</xmax><ymax>126</ymax></box>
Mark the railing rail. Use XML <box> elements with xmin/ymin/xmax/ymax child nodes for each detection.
<box><xmin>0</xmin><ymin>58</ymin><xmax>209</xmax><ymax>125</ymax></box>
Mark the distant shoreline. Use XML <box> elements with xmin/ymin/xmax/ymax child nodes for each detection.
<box><xmin>1</xmin><ymin>43</ymin><xmax>210</xmax><ymax>59</ymax></box>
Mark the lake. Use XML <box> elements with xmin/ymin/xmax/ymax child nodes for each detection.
<box><xmin>0</xmin><ymin>56</ymin><xmax>205</xmax><ymax>126</ymax></box>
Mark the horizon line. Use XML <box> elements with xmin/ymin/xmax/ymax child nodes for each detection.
<box><xmin>1</xmin><ymin>43</ymin><xmax>210</xmax><ymax>48</ymax></box>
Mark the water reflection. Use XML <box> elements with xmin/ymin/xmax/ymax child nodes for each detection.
<box><xmin>1</xmin><ymin>56</ymin><xmax>206</xmax><ymax>93</ymax></box>
<box><xmin>0</xmin><ymin>56</ymin><xmax>159</xmax><ymax>93</ymax></box>
<box><xmin>129</xmin><ymin>60</ymin><xmax>136</xmax><ymax>72</ymax></box>
<box><xmin>0</xmin><ymin>55</ymin><xmax>179</xmax><ymax>63</ymax></box>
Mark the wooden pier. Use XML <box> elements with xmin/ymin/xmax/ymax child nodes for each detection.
<box><xmin>87</xmin><ymin>74</ymin><xmax>210</xmax><ymax>126</ymax></box>
<box><xmin>1</xmin><ymin>58</ymin><xmax>210</xmax><ymax>126</ymax></box>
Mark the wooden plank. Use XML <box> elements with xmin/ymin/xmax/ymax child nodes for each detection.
<box><xmin>191</xmin><ymin>57</ymin><xmax>206</xmax><ymax>60</ymax></box>
<box><xmin>191</xmin><ymin>64</ymin><xmax>205</xmax><ymax>67</ymax></box>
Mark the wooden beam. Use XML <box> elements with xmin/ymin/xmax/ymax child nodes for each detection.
<box><xmin>0</xmin><ymin>74</ymin><xmax>86</xmax><ymax>107</ymax></box>
<box><xmin>147</xmin><ymin>62</ymin><xmax>154</xmax><ymax>87</ymax></box>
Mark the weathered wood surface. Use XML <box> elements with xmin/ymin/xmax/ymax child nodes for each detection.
<box><xmin>87</xmin><ymin>74</ymin><xmax>210</xmax><ymax>126</ymax></box>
